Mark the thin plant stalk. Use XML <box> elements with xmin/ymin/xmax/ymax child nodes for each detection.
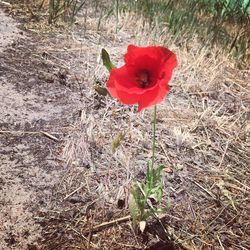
<box><xmin>151</xmin><ymin>105</ymin><xmax>157</xmax><ymax>169</ymax></box>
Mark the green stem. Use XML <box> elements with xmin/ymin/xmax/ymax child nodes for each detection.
<box><xmin>151</xmin><ymin>105</ymin><xmax>157</xmax><ymax>169</ymax></box>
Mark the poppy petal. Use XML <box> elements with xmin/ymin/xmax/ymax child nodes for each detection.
<box><xmin>125</xmin><ymin>45</ymin><xmax>175</xmax><ymax>67</ymax></box>
<box><xmin>106</xmin><ymin>45</ymin><xmax>177</xmax><ymax>111</ymax></box>
<box><xmin>108</xmin><ymin>65</ymin><xmax>158</xmax><ymax>95</ymax></box>
<box><xmin>107</xmin><ymin>69</ymin><xmax>120</xmax><ymax>99</ymax></box>
<box><xmin>116</xmin><ymin>89</ymin><xmax>140</xmax><ymax>105</ymax></box>
<box><xmin>161</xmin><ymin>52</ymin><xmax>178</xmax><ymax>76</ymax></box>
<box><xmin>107</xmin><ymin>68</ymin><xmax>141</xmax><ymax>104</ymax></box>
<box><xmin>138</xmin><ymin>84</ymin><xmax>169</xmax><ymax>112</ymax></box>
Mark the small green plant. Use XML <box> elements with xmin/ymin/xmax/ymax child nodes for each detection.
<box><xmin>129</xmin><ymin>163</ymin><xmax>165</xmax><ymax>233</ymax></box>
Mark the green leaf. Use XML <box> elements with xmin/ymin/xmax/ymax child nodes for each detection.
<box><xmin>243</xmin><ymin>0</ymin><xmax>250</xmax><ymax>13</ymax></box>
<box><xmin>150</xmin><ymin>185</ymin><xmax>163</xmax><ymax>197</ymax></box>
<box><xmin>154</xmin><ymin>165</ymin><xmax>165</xmax><ymax>180</ymax></box>
<box><xmin>101</xmin><ymin>48</ymin><xmax>116</xmax><ymax>72</ymax></box>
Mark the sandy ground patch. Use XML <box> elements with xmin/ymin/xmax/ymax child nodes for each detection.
<box><xmin>0</xmin><ymin>8</ymin><xmax>20</xmax><ymax>52</ymax></box>
<box><xmin>0</xmin><ymin>5</ymin><xmax>84</xmax><ymax>249</ymax></box>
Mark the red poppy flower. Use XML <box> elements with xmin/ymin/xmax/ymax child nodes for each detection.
<box><xmin>107</xmin><ymin>45</ymin><xmax>177</xmax><ymax>111</ymax></box>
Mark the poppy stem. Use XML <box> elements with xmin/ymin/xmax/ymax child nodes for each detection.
<box><xmin>151</xmin><ymin>105</ymin><xmax>157</xmax><ymax>169</ymax></box>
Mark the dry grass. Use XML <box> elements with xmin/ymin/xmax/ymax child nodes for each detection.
<box><xmin>27</xmin><ymin>6</ymin><xmax>250</xmax><ymax>250</ymax></box>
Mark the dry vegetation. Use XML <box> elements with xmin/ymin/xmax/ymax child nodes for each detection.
<box><xmin>32</xmin><ymin>9</ymin><xmax>250</xmax><ymax>250</ymax></box>
<box><xmin>1</xmin><ymin>1</ymin><xmax>250</xmax><ymax>249</ymax></box>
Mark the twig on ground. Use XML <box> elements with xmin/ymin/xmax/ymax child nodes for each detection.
<box><xmin>41</xmin><ymin>131</ymin><xmax>60</xmax><ymax>142</ymax></box>
<box><xmin>0</xmin><ymin>1</ymin><xmax>11</xmax><ymax>6</ymax></box>
<box><xmin>63</xmin><ymin>183</ymin><xmax>85</xmax><ymax>201</ymax></box>
<box><xmin>217</xmin><ymin>235</ymin><xmax>225</xmax><ymax>250</ymax></box>
<box><xmin>0</xmin><ymin>130</ymin><xmax>63</xmax><ymax>135</ymax></box>
<box><xmin>205</xmin><ymin>206</ymin><xmax>228</xmax><ymax>231</ymax></box>
<box><xmin>188</xmin><ymin>178</ymin><xmax>217</xmax><ymax>200</ymax></box>
<box><xmin>0</xmin><ymin>130</ymin><xmax>62</xmax><ymax>141</ymax></box>
<box><xmin>84</xmin><ymin>215</ymin><xmax>131</xmax><ymax>233</ymax></box>
<box><xmin>116</xmin><ymin>242</ymin><xmax>141</xmax><ymax>249</ymax></box>
<box><xmin>218</xmin><ymin>140</ymin><xmax>230</xmax><ymax>168</ymax></box>
<box><xmin>231</xmin><ymin>177</ymin><xmax>250</xmax><ymax>191</ymax></box>
<box><xmin>0</xmin><ymin>130</ymin><xmax>40</xmax><ymax>134</ymax></box>
<box><xmin>71</xmin><ymin>228</ymin><xmax>99</xmax><ymax>249</ymax></box>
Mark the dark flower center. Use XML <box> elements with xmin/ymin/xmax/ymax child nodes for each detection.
<box><xmin>136</xmin><ymin>70</ymin><xmax>151</xmax><ymax>88</ymax></box>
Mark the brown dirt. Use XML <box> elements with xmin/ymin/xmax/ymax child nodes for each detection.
<box><xmin>0</xmin><ymin>3</ymin><xmax>85</xmax><ymax>249</ymax></box>
<box><xmin>0</xmin><ymin>1</ymin><xmax>250</xmax><ymax>250</ymax></box>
